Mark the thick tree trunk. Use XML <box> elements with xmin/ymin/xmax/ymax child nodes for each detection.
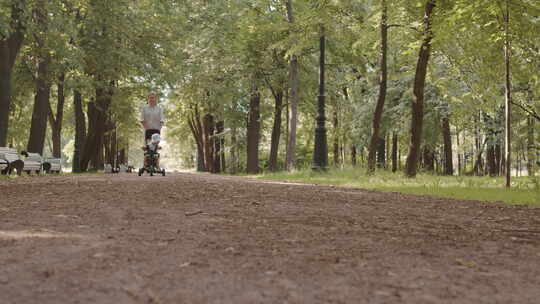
<box><xmin>405</xmin><ymin>0</ymin><xmax>436</xmax><ymax>177</ymax></box>
<box><xmin>391</xmin><ymin>132</ymin><xmax>398</xmax><ymax>173</ymax></box>
<box><xmin>48</xmin><ymin>74</ymin><xmax>65</xmax><ymax>158</ymax></box>
<box><xmin>285</xmin><ymin>0</ymin><xmax>299</xmax><ymax>171</ymax></box>
<box><xmin>0</xmin><ymin>2</ymin><xmax>25</xmax><ymax>147</ymax></box>
<box><xmin>269</xmin><ymin>90</ymin><xmax>283</xmax><ymax>171</ymax></box>
<box><xmin>27</xmin><ymin>57</ymin><xmax>51</xmax><ymax>154</ymax></box>
<box><xmin>367</xmin><ymin>0</ymin><xmax>388</xmax><ymax>173</ymax></box>
<box><xmin>441</xmin><ymin>115</ymin><xmax>453</xmax><ymax>175</ymax></box>
<box><xmin>80</xmin><ymin>86</ymin><xmax>113</xmax><ymax>171</ymax></box>
<box><xmin>187</xmin><ymin>107</ymin><xmax>205</xmax><ymax>172</ymax></box>
<box><xmin>72</xmin><ymin>90</ymin><xmax>86</xmax><ymax>173</ymax></box>
<box><xmin>247</xmin><ymin>88</ymin><xmax>261</xmax><ymax>174</ymax></box>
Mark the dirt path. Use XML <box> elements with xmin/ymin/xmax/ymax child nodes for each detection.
<box><xmin>0</xmin><ymin>173</ymin><xmax>539</xmax><ymax>304</ymax></box>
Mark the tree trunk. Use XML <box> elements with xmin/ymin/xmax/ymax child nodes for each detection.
<box><xmin>423</xmin><ymin>146</ymin><xmax>435</xmax><ymax>172</ymax></box>
<box><xmin>441</xmin><ymin>115</ymin><xmax>453</xmax><ymax>175</ymax></box>
<box><xmin>351</xmin><ymin>145</ymin><xmax>357</xmax><ymax>167</ymax></box>
<box><xmin>27</xmin><ymin>0</ymin><xmax>50</xmax><ymax>155</ymax></box>
<box><xmin>405</xmin><ymin>0</ymin><xmax>436</xmax><ymax>177</ymax></box>
<box><xmin>0</xmin><ymin>2</ymin><xmax>26</xmax><ymax>147</ymax></box>
<box><xmin>72</xmin><ymin>90</ymin><xmax>85</xmax><ymax>173</ymax></box>
<box><xmin>285</xmin><ymin>0</ymin><xmax>299</xmax><ymax>171</ymax></box>
<box><xmin>504</xmin><ymin>0</ymin><xmax>512</xmax><ymax>187</ymax></box>
<box><xmin>527</xmin><ymin>115</ymin><xmax>535</xmax><ymax>176</ymax></box>
<box><xmin>214</xmin><ymin>120</ymin><xmax>224</xmax><ymax>173</ymax></box>
<box><xmin>391</xmin><ymin>132</ymin><xmax>398</xmax><ymax>173</ymax></box>
<box><xmin>48</xmin><ymin>74</ymin><xmax>65</xmax><ymax>158</ymax></box>
<box><xmin>333</xmin><ymin>104</ymin><xmax>340</xmax><ymax>167</ymax></box>
<box><xmin>187</xmin><ymin>106</ymin><xmax>205</xmax><ymax>172</ymax></box>
<box><xmin>247</xmin><ymin>87</ymin><xmax>261</xmax><ymax>174</ymax></box>
<box><xmin>81</xmin><ymin>85</ymin><xmax>113</xmax><ymax>171</ymax></box>
<box><xmin>367</xmin><ymin>0</ymin><xmax>388</xmax><ymax>173</ymax></box>
<box><xmin>202</xmin><ymin>113</ymin><xmax>215</xmax><ymax>173</ymax></box>
<box><xmin>268</xmin><ymin>89</ymin><xmax>283</xmax><ymax>171</ymax></box>
<box><xmin>230</xmin><ymin>126</ymin><xmax>238</xmax><ymax>174</ymax></box>
<box><xmin>27</xmin><ymin>58</ymin><xmax>51</xmax><ymax>154</ymax></box>
<box><xmin>377</xmin><ymin>137</ymin><xmax>386</xmax><ymax>168</ymax></box>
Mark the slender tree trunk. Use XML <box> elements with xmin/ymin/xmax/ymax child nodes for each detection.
<box><xmin>230</xmin><ymin>126</ymin><xmax>238</xmax><ymax>174</ymax></box>
<box><xmin>377</xmin><ymin>136</ymin><xmax>386</xmax><ymax>168</ymax></box>
<box><xmin>72</xmin><ymin>90</ymin><xmax>85</xmax><ymax>173</ymax></box>
<box><xmin>441</xmin><ymin>115</ymin><xmax>453</xmax><ymax>175</ymax></box>
<box><xmin>202</xmin><ymin>113</ymin><xmax>215</xmax><ymax>173</ymax></box>
<box><xmin>527</xmin><ymin>115</ymin><xmax>535</xmax><ymax>176</ymax></box>
<box><xmin>504</xmin><ymin>0</ymin><xmax>512</xmax><ymax>187</ymax></box>
<box><xmin>333</xmin><ymin>103</ymin><xmax>340</xmax><ymax>167</ymax></box>
<box><xmin>285</xmin><ymin>0</ymin><xmax>299</xmax><ymax>171</ymax></box>
<box><xmin>214</xmin><ymin>120</ymin><xmax>224</xmax><ymax>173</ymax></box>
<box><xmin>367</xmin><ymin>0</ymin><xmax>388</xmax><ymax>173</ymax></box>
<box><xmin>405</xmin><ymin>0</ymin><xmax>436</xmax><ymax>177</ymax></box>
<box><xmin>423</xmin><ymin>146</ymin><xmax>435</xmax><ymax>173</ymax></box>
<box><xmin>0</xmin><ymin>2</ymin><xmax>25</xmax><ymax>147</ymax></box>
<box><xmin>269</xmin><ymin>90</ymin><xmax>283</xmax><ymax>171</ymax></box>
<box><xmin>391</xmin><ymin>132</ymin><xmax>398</xmax><ymax>173</ymax></box>
<box><xmin>247</xmin><ymin>86</ymin><xmax>261</xmax><ymax>174</ymax></box>
<box><xmin>48</xmin><ymin>74</ymin><xmax>65</xmax><ymax>158</ymax></box>
<box><xmin>351</xmin><ymin>145</ymin><xmax>357</xmax><ymax>167</ymax></box>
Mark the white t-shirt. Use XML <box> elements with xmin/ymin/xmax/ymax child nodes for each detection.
<box><xmin>140</xmin><ymin>104</ymin><xmax>165</xmax><ymax>130</ymax></box>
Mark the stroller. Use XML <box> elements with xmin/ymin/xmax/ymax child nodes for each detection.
<box><xmin>138</xmin><ymin>133</ymin><xmax>166</xmax><ymax>176</ymax></box>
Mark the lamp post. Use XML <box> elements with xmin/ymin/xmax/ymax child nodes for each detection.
<box><xmin>312</xmin><ymin>25</ymin><xmax>328</xmax><ymax>171</ymax></box>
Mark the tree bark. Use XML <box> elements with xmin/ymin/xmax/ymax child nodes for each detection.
<box><xmin>367</xmin><ymin>0</ymin><xmax>388</xmax><ymax>173</ymax></box>
<box><xmin>268</xmin><ymin>89</ymin><xmax>283</xmax><ymax>171</ymax></box>
<box><xmin>214</xmin><ymin>120</ymin><xmax>224</xmax><ymax>173</ymax></box>
<box><xmin>80</xmin><ymin>85</ymin><xmax>113</xmax><ymax>171</ymax></box>
<box><xmin>187</xmin><ymin>106</ymin><xmax>205</xmax><ymax>172</ymax></box>
<box><xmin>285</xmin><ymin>0</ymin><xmax>299</xmax><ymax>171</ymax></box>
<box><xmin>391</xmin><ymin>132</ymin><xmax>398</xmax><ymax>172</ymax></box>
<box><xmin>72</xmin><ymin>90</ymin><xmax>86</xmax><ymax>173</ymax></box>
<box><xmin>351</xmin><ymin>145</ymin><xmax>357</xmax><ymax>167</ymax></box>
<box><xmin>0</xmin><ymin>2</ymin><xmax>26</xmax><ymax>147</ymax></box>
<box><xmin>247</xmin><ymin>87</ymin><xmax>261</xmax><ymax>174</ymax></box>
<box><xmin>48</xmin><ymin>74</ymin><xmax>65</xmax><ymax>158</ymax></box>
<box><xmin>333</xmin><ymin>103</ymin><xmax>340</xmax><ymax>167</ymax></box>
<box><xmin>377</xmin><ymin>137</ymin><xmax>386</xmax><ymax>168</ymax></box>
<box><xmin>441</xmin><ymin>115</ymin><xmax>453</xmax><ymax>175</ymax></box>
<box><xmin>504</xmin><ymin>0</ymin><xmax>512</xmax><ymax>187</ymax></box>
<box><xmin>27</xmin><ymin>57</ymin><xmax>51</xmax><ymax>154</ymax></box>
<box><xmin>27</xmin><ymin>0</ymin><xmax>51</xmax><ymax>155</ymax></box>
<box><xmin>202</xmin><ymin>113</ymin><xmax>215</xmax><ymax>173</ymax></box>
<box><xmin>405</xmin><ymin>0</ymin><xmax>436</xmax><ymax>177</ymax></box>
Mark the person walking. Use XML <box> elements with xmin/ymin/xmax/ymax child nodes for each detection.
<box><xmin>140</xmin><ymin>91</ymin><xmax>165</xmax><ymax>143</ymax></box>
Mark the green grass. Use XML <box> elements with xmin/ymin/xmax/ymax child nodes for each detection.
<box><xmin>254</xmin><ymin>169</ymin><xmax>540</xmax><ymax>206</ymax></box>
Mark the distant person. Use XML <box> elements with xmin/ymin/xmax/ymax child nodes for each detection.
<box><xmin>140</xmin><ymin>91</ymin><xmax>165</xmax><ymax>144</ymax></box>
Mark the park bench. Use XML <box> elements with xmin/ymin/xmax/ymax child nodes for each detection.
<box><xmin>42</xmin><ymin>158</ymin><xmax>62</xmax><ymax>174</ymax></box>
<box><xmin>20</xmin><ymin>152</ymin><xmax>43</xmax><ymax>175</ymax></box>
<box><xmin>0</xmin><ymin>147</ymin><xmax>24</xmax><ymax>175</ymax></box>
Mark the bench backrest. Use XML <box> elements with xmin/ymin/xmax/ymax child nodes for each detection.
<box><xmin>0</xmin><ymin>147</ymin><xmax>20</xmax><ymax>163</ymax></box>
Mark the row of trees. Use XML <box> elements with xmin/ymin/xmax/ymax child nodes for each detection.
<box><xmin>1</xmin><ymin>0</ymin><xmax>539</xmax><ymax>185</ymax></box>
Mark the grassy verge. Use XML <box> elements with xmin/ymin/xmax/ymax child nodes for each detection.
<box><xmin>255</xmin><ymin>169</ymin><xmax>540</xmax><ymax>206</ymax></box>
